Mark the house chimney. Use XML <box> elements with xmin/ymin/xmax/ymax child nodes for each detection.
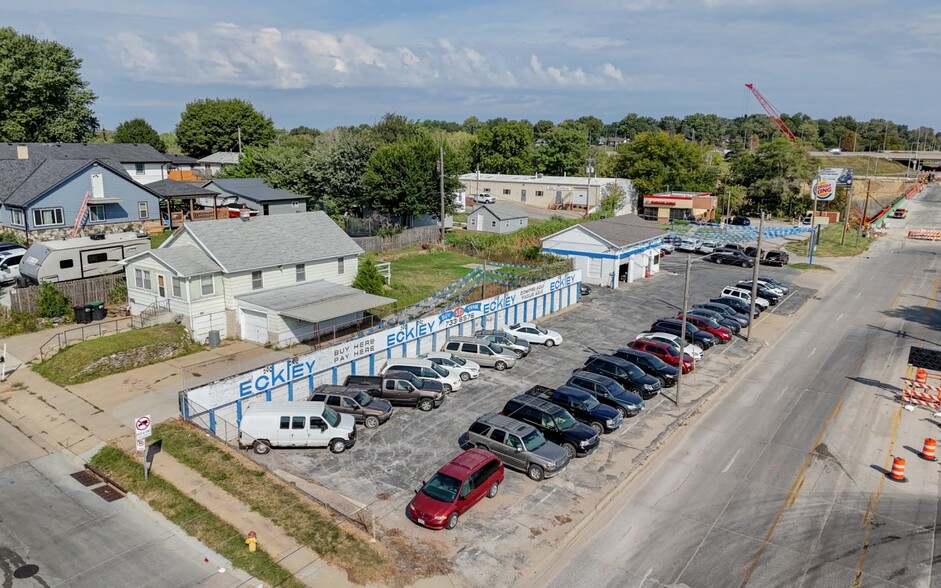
<box><xmin>16</xmin><ymin>145</ymin><xmax>28</xmax><ymax>160</ymax></box>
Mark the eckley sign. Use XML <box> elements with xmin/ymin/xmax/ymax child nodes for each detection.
<box><xmin>239</xmin><ymin>359</ymin><xmax>317</xmax><ymax>396</ymax></box>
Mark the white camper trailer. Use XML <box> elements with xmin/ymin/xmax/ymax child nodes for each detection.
<box><xmin>19</xmin><ymin>232</ymin><xmax>150</xmax><ymax>285</ymax></box>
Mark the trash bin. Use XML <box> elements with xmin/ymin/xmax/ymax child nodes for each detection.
<box><xmin>74</xmin><ymin>305</ymin><xmax>91</xmax><ymax>324</ymax></box>
<box><xmin>88</xmin><ymin>301</ymin><xmax>106</xmax><ymax>321</ymax></box>
<box><xmin>207</xmin><ymin>330</ymin><xmax>221</xmax><ymax>347</ymax></box>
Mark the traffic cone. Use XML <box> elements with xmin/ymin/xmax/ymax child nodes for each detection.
<box><xmin>887</xmin><ymin>456</ymin><xmax>907</xmax><ymax>482</ymax></box>
<box><xmin>920</xmin><ymin>438</ymin><xmax>937</xmax><ymax>461</ymax></box>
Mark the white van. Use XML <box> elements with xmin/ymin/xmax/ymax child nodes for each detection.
<box><xmin>382</xmin><ymin>357</ymin><xmax>463</xmax><ymax>393</ymax></box>
<box><xmin>238</xmin><ymin>401</ymin><xmax>356</xmax><ymax>454</ymax></box>
<box><xmin>720</xmin><ymin>286</ymin><xmax>769</xmax><ymax>311</ymax></box>
<box><xmin>0</xmin><ymin>248</ymin><xmax>26</xmax><ymax>285</ymax></box>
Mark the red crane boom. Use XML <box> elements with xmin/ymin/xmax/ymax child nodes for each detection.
<box><xmin>745</xmin><ymin>83</ymin><xmax>796</xmax><ymax>141</ymax></box>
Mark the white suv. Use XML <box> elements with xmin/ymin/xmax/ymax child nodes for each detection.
<box><xmin>474</xmin><ymin>193</ymin><xmax>496</xmax><ymax>204</ymax></box>
<box><xmin>720</xmin><ymin>286</ymin><xmax>769</xmax><ymax>311</ymax></box>
<box><xmin>382</xmin><ymin>358</ymin><xmax>463</xmax><ymax>393</ymax></box>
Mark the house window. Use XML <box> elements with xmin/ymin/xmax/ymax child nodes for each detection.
<box><xmin>32</xmin><ymin>208</ymin><xmax>64</xmax><ymax>227</ymax></box>
<box><xmin>519</xmin><ymin>219</ymin><xmax>524</xmax><ymax>225</ymax></box>
<box><xmin>338</xmin><ymin>258</ymin><xmax>345</xmax><ymax>274</ymax></box>
<box><xmin>296</xmin><ymin>264</ymin><xmax>305</xmax><ymax>282</ymax></box>
<box><xmin>138</xmin><ymin>202</ymin><xmax>148</xmax><ymax>219</ymax></box>
<box><xmin>88</xmin><ymin>204</ymin><xmax>106</xmax><ymax>223</ymax></box>
<box><xmin>535</xmin><ymin>190</ymin><xmax>544</xmax><ymax>197</ymax></box>
<box><xmin>9</xmin><ymin>209</ymin><xmax>24</xmax><ymax>226</ymax></box>
<box><xmin>491</xmin><ymin>221</ymin><xmax>496</xmax><ymax>228</ymax></box>
<box><xmin>502</xmin><ymin>189</ymin><xmax>511</xmax><ymax>195</ymax></box>
<box><xmin>134</xmin><ymin>268</ymin><xmax>152</xmax><ymax>290</ymax></box>
<box><xmin>251</xmin><ymin>270</ymin><xmax>263</xmax><ymax>290</ymax></box>
<box><xmin>200</xmin><ymin>275</ymin><xmax>214</xmax><ymax>296</ymax></box>
<box><xmin>171</xmin><ymin>277</ymin><xmax>182</xmax><ymax>298</ymax></box>
<box><xmin>135</xmin><ymin>163</ymin><xmax>145</xmax><ymax>175</ymax></box>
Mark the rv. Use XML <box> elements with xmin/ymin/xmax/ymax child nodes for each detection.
<box><xmin>19</xmin><ymin>232</ymin><xmax>150</xmax><ymax>285</ymax></box>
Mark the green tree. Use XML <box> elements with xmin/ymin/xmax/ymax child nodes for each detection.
<box><xmin>0</xmin><ymin>27</ymin><xmax>98</xmax><ymax>142</ymax></box>
<box><xmin>613</xmin><ymin>131</ymin><xmax>720</xmax><ymax>195</ymax></box>
<box><xmin>616</xmin><ymin>113</ymin><xmax>659</xmax><ymax>140</ymax></box>
<box><xmin>362</xmin><ymin>134</ymin><xmax>461</xmax><ymax>225</ymax></box>
<box><xmin>160</xmin><ymin>132</ymin><xmax>180</xmax><ymax>154</ymax></box>
<box><xmin>533</xmin><ymin>125</ymin><xmax>587</xmax><ymax>176</ymax></box>
<box><xmin>475</xmin><ymin>121</ymin><xmax>534</xmax><ymax>174</ymax></box>
<box><xmin>374</xmin><ymin>113</ymin><xmax>418</xmax><ymax>144</ymax></box>
<box><xmin>307</xmin><ymin>128</ymin><xmax>377</xmax><ymax>215</ymax></box>
<box><xmin>728</xmin><ymin>136</ymin><xmax>814</xmax><ymax>217</ymax></box>
<box><xmin>353</xmin><ymin>256</ymin><xmax>386</xmax><ymax>296</ymax></box>
<box><xmin>36</xmin><ymin>282</ymin><xmax>70</xmax><ymax>318</ymax></box>
<box><xmin>533</xmin><ymin>119</ymin><xmax>555</xmax><ymax>142</ymax></box>
<box><xmin>175</xmin><ymin>98</ymin><xmax>275</xmax><ymax>158</ymax></box>
<box><xmin>112</xmin><ymin>118</ymin><xmax>166</xmax><ymax>152</ymax></box>
<box><xmin>599</xmin><ymin>183</ymin><xmax>627</xmax><ymax>215</ymax></box>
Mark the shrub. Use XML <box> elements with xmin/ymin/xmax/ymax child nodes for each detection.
<box><xmin>36</xmin><ymin>282</ymin><xmax>71</xmax><ymax>318</ymax></box>
<box><xmin>108</xmin><ymin>280</ymin><xmax>128</xmax><ymax>305</ymax></box>
<box><xmin>353</xmin><ymin>256</ymin><xmax>386</xmax><ymax>295</ymax></box>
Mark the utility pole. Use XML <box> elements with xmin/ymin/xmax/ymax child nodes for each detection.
<box><xmin>237</xmin><ymin>126</ymin><xmax>243</xmax><ymax>153</ymax></box>
<box><xmin>857</xmin><ymin>178</ymin><xmax>872</xmax><ymax>245</ymax></box>
<box><xmin>746</xmin><ymin>213</ymin><xmax>764</xmax><ymax>341</ymax></box>
<box><xmin>675</xmin><ymin>255</ymin><xmax>692</xmax><ymax>406</ymax></box>
<box><xmin>726</xmin><ymin>189</ymin><xmax>732</xmax><ymax>222</ymax></box>
<box><xmin>840</xmin><ymin>184</ymin><xmax>852</xmax><ymax>245</ymax></box>
<box><xmin>439</xmin><ymin>144</ymin><xmax>445</xmax><ymax>243</ymax></box>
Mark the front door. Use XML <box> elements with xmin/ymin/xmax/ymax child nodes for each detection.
<box><xmin>157</xmin><ymin>274</ymin><xmax>166</xmax><ymax>298</ymax></box>
<box><xmin>476</xmin><ymin>214</ymin><xmax>483</xmax><ymax>232</ymax></box>
<box><xmin>520</xmin><ymin>189</ymin><xmax>527</xmax><ymax>203</ymax></box>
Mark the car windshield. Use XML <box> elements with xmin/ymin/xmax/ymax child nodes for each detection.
<box><xmin>553</xmin><ymin>411</ymin><xmax>578</xmax><ymax>431</ymax></box>
<box><xmin>490</xmin><ymin>344</ymin><xmax>505</xmax><ymax>354</ymax></box>
<box><xmin>421</xmin><ymin>472</ymin><xmax>461</xmax><ymax>503</ymax></box>
<box><xmin>664</xmin><ymin>345</ymin><xmax>679</xmax><ymax>357</ymax></box>
<box><xmin>536</xmin><ymin>326</ymin><xmax>548</xmax><ymax>334</ymax></box>
<box><xmin>580</xmin><ymin>395</ymin><xmax>601</xmax><ymax>410</ymax></box>
<box><xmin>322</xmin><ymin>406</ymin><xmax>341</xmax><ymax>427</ymax></box>
<box><xmin>450</xmin><ymin>354</ymin><xmax>466</xmax><ymax>366</ymax></box>
<box><xmin>624</xmin><ymin>363</ymin><xmax>645</xmax><ymax>379</ymax></box>
<box><xmin>409</xmin><ymin>374</ymin><xmax>424</xmax><ymax>389</ymax></box>
<box><xmin>504</xmin><ymin>333</ymin><xmax>519</xmax><ymax>344</ymax></box>
<box><xmin>354</xmin><ymin>391</ymin><xmax>373</xmax><ymax>406</ymax></box>
<box><xmin>522</xmin><ymin>429</ymin><xmax>546</xmax><ymax>451</ymax></box>
<box><xmin>430</xmin><ymin>363</ymin><xmax>448</xmax><ymax>377</ymax></box>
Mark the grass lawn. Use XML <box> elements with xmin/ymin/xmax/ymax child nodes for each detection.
<box><xmin>814</xmin><ymin>155</ymin><xmax>910</xmax><ymax>176</ymax></box>
<box><xmin>379</xmin><ymin>248</ymin><xmax>481</xmax><ymax>309</ymax></box>
<box><xmin>789</xmin><ymin>262</ymin><xmax>833</xmax><ymax>271</ymax></box>
<box><xmin>150</xmin><ymin>231</ymin><xmax>173</xmax><ymax>248</ymax></box>
<box><xmin>784</xmin><ymin>223</ymin><xmax>875</xmax><ymax>258</ymax></box>
<box><xmin>150</xmin><ymin>423</ymin><xmax>395</xmax><ymax>584</ymax></box>
<box><xmin>34</xmin><ymin>323</ymin><xmax>202</xmax><ymax>386</ymax></box>
<box><xmin>90</xmin><ymin>446</ymin><xmax>305</xmax><ymax>588</ymax></box>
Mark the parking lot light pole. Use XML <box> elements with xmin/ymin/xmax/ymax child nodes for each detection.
<box><xmin>675</xmin><ymin>255</ymin><xmax>692</xmax><ymax>405</ymax></box>
<box><xmin>746</xmin><ymin>212</ymin><xmax>764</xmax><ymax>341</ymax></box>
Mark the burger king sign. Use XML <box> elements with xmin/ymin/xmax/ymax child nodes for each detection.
<box><xmin>812</xmin><ymin>179</ymin><xmax>836</xmax><ymax>202</ymax></box>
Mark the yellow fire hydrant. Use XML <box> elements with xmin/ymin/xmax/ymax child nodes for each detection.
<box><xmin>245</xmin><ymin>531</ymin><xmax>257</xmax><ymax>553</ymax></box>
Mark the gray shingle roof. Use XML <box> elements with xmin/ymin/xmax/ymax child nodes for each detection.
<box><xmin>211</xmin><ymin>178</ymin><xmax>307</xmax><ymax>203</ymax></box>
<box><xmin>165</xmin><ymin>154</ymin><xmax>198</xmax><ymax>165</ymax></box>
<box><xmin>235</xmin><ymin>280</ymin><xmax>395</xmax><ymax>323</ymax></box>
<box><xmin>148</xmin><ymin>245</ymin><xmax>221</xmax><ymax>277</ymax></box>
<box><xmin>197</xmin><ymin>152</ymin><xmax>241</xmax><ymax>165</ymax></box>
<box><xmin>546</xmin><ymin>214</ymin><xmax>665</xmax><ymax>249</ymax></box>
<box><xmin>470</xmin><ymin>203</ymin><xmax>528</xmax><ymax>220</ymax></box>
<box><xmin>181</xmin><ymin>211</ymin><xmax>363</xmax><ymax>273</ymax></box>
<box><xmin>147</xmin><ymin>179</ymin><xmax>217</xmax><ymax>198</ymax></box>
<box><xmin>0</xmin><ymin>142</ymin><xmax>168</xmax><ymax>163</ymax></box>
<box><xmin>0</xmin><ymin>159</ymin><xmax>135</xmax><ymax>207</ymax></box>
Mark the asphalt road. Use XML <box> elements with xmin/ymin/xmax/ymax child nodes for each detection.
<box><xmin>538</xmin><ymin>184</ymin><xmax>941</xmax><ymax>588</ymax></box>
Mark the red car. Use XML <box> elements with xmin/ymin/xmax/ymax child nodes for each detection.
<box><xmin>629</xmin><ymin>339</ymin><xmax>694</xmax><ymax>374</ymax></box>
<box><xmin>676</xmin><ymin>313</ymin><xmax>733</xmax><ymax>343</ymax></box>
<box><xmin>407</xmin><ymin>448</ymin><xmax>504</xmax><ymax>530</ymax></box>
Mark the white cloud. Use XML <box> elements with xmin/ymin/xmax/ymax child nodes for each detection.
<box><xmin>602</xmin><ymin>63</ymin><xmax>624</xmax><ymax>82</ymax></box>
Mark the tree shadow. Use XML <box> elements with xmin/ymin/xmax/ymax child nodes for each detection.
<box><xmin>880</xmin><ymin>306</ymin><xmax>941</xmax><ymax>332</ymax></box>
<box><xmin>848</xmin><ymin>375</ymin><xmax>903</xmax><ymax>393</ymax></box>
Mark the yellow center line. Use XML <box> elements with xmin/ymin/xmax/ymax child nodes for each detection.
<box><xmin>928</xmin><ymin>278</ymin><xmax>940</xmax><ymax>309</ymax></box>
<box><xmin>852</xmin><ymin>406</ymin><xmax>903</xmax><ymax>586</ymax></box>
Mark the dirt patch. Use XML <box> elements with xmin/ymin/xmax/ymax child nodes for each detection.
<box><xmin>529</xmin><ymin>527</ymin><xmax>544</xmax><ymax>538</ymax></box>
<box><xmin>554</xmin><ymin>514</ymin><xmax>573</xmax><ymax>525</ymax></box>
<box><xmin>380</xmin><ymin>527</ymin><xmax>453</xmax><ymax>586</ymax></box>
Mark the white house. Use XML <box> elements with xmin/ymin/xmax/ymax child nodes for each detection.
<box><xmin>197</xmin><ymin>152</ymin><xmax>241</xmax><ymax>177</ymax></box>
<box><xmin>541</xmin><ymin>215</ymin><xmax>666</xmax><ymax>289</ymax></box>
<box><xmin>459</xmin><ymin>172</ymin><xmax>636</xmax><ymax>214</ymax></box>
<box><xmin>122</xmin><ymin>211</ymin><xmax>395</xmax><ymax>345</ymax></box>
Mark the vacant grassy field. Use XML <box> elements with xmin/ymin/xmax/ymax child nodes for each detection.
<box><xmin>785</xmin><ymin>223</ymin><xmax>875</xmax><ymax>258</ymax></box>
<box><xmin>150</xmin><ymin>230</ymin><xmax>173</xmax><ymax>248</ymax></box>
<box><xmin>34</xmin><ymin>323</ymin><xmax>202</xmax><ymax>386</ymax></box>
<box><xmin>790</xmin><ymin>262</ymin><xmax>833</xmax><ymax>271</ymax></box>
<box><xmin>379</xmin><ymin>248</ymin><xmax>481</xmax><ymax>309</ymax></box>
<box><xmin>814</xmin><ymin>155</ymin><xmax>910</xmax><ymax>176</ymax></box>
<box><xmin>90</xmin><ymin>446</ymin><xmax>305</xmax><ymax>588</ymax></box>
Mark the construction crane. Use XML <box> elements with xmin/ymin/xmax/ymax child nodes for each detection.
<box><xmin>745</xmin><ymin>83</ymin><xmax>797</xmax><ymax>141</ymax></box>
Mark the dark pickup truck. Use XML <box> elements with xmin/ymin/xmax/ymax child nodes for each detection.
<box><xmin>524</xmin><ymin>384</ymin><xmax>622</xmax><ymax>434</ymax></box>
<box><xmin>709</xmin><ymin>249</ymin><xmax>754</xmax><ymax>267</ymax></box>
<box><xmin>344</xmin><ymin>371</ymin><xmax>445</xmax><ymax>411</ymax></box>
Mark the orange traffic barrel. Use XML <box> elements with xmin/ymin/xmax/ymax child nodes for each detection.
<box><xmin>921</xmin><ymin>438</ymin><xmax>937</xmax><ymax>461</ymax></box>
<box><xmin>887</xmin><ymin>456</ymin><xmax>907</xmax><ymax>482</ymax></box>
<box><xmin>916</xmin><ymin>368</ymin><xmax>928</xmax><ymax>385</ymax></box>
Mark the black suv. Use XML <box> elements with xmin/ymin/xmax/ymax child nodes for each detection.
<box><xmin>735</xmin><ymin>282</ymin><xmax>781</xmax><ymax>305</ymax></box>
<box><xmin>579</xmin><ymin>354</ymin><xmax>662</xmax><ymax>399</ymax></box>
<box><xmin>502</xmin><ymin>394</ymin><xmax>600</xmax><ymax>458</ymax></box>
<box><xmin>524</xmin><ymin>385</ymin><xmax>622</xmax><ymax>434</ymax></box>
<box><xmin>762</xmin><ymin>250</ymin><xmax>789</xmax><ymax>266</ymax></box>
<box><xmin>566</xmin><ymin>371</ymin><xmax>644</xmax><ymax>417</ymax></box>
<box><xmin>727</xmin><ymin>216</ymin><xmax>751</xmax><ymax>226</ymax></box>
<box><xmin>612</xmin><ymin>347</ymin><xmax>679</xmax><ymax>387</ymax></box>
<box><xmin>709</xmin><ymin>250</ymin><xmax>755</xmax><ymax>267</ymax></box>
<box><xmin>710</xmin><ymin>296</ymin><xmax>761</xmax><ymax>318</ymax></box>
<box><xmin>649</xmin><ymin>318</ymin><xmax>718</xmax><ymax>349</ymax></box>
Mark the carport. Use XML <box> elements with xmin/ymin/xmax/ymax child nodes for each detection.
<box><xmin>235</xmin><ymin>280</ymin><xmax>395</xmax><ymax>346</ymax></box>
<box><xmin>541</xmin><ymin>215</ymin><xmax>666</xmax><ymax>289</ymax></box>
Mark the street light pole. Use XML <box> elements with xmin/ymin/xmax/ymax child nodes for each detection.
<box><xmin>439</xmin><ymin>144</ymin><xmax>445</xmax><ymax>243</ymax></box>
<box><xmin>746</xmin><ymin>212</ymin><xmax>764</xmax><ymax>341</ymax></box>
<box><xmin>675</xmin><ymin>255</ymin><xmax>692</xmax><ymax>405</ymax></box>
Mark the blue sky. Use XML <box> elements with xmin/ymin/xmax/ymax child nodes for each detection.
<box><xmin>5</xmin><ymin>0</ymin><xmax>937</xmax><ymax>133</ymax></box>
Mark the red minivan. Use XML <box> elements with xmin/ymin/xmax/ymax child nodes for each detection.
<box><xmin>407</xmin><ymin>448</ymin><xmax>504</xmax><ymax>530</ymax></box>
<box><xmin>676</xmin><ymin>313</ymin><xmax>733</xmax><ymax>343</ymax></box>
<box><xmin>629</xmin><ymin>339</ymin><xmax>694</xmax><ymax>374</ymax></box>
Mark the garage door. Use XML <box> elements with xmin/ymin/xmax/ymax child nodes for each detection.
<box><xmin>192</xmin><ymin>312</ymin><xmax>227</xmax><ymax>341</ymax></box>
<box><xmin>241</xmin><ymin>309</ymin><xmax>268</xmax><ymax>343</ymax></box>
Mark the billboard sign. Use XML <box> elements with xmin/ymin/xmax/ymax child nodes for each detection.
<box><xmin>818</xmin><ymin>167</ymin><xmax>854</xmax><ymax>185</ymax></box>
<box><xmin>812</xmin><ymin>179</ymin><xmax>836</xmax><ymax>201</ymax></box>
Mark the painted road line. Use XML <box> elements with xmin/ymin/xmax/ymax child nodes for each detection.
<box><xmin>807</xmin><ymin>347</ymin><xmax>816</xmax><ymax>358</ymax></box>
<box><xmin>722</xmin><ymin>448</ymin><xmax>742</xmax><ymax>474</ymax></box>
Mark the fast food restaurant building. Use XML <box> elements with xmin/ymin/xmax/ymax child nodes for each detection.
<box><xmin>641</xmin><ymin>192</ymin><xmax>718</xmax><ymax>222</ymax></box>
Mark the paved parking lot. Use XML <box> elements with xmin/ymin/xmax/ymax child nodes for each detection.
<box><xmin>249</xmin><ymin>253</ymin><xmax>812</xmax><ymax>586</ymax></box>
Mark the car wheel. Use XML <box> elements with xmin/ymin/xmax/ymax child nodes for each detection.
<box><xmin>487</xmin><ymin>481</ymin><xmax>499</xmax><ymax>498</ymax></box>
<box><xmin>364</xmin><ymin>416</ymin><xmax>380</xmax><ymax>429</ymax></box>
<box><xmin>717</xmin><ymin>258</ymin><xmax>724</xmax><ymax>265</ymax></box>
<box><xmin>443</xmin><ymin>383</ymin><xmax>453</xmax><ymax>394</ymax></box>
<box><xmin>615</xmin><ymin>405</ymin><xmax>628</xmax><ymax>418</ymax></box>
<box><xmin>545</xmin><ymin>339</ymin><xmax>556</xmax><ymax>347</ymax></box>
<box><xmin>513</xmin><ymin>351</ymin><xmax>524</xmax><ymax>359</ymax></box>
<box><xmin>589</xmin><ymin>421</ymin><xmax>604</xmax><ymax>435</ymax></box>
<box><xmin>562</xmin><ymin>443</ymin><xmax>577</xmax><ymax>459</ymax></box>
<box><xmin>495</xmin><ymin>361</ymin><xmax>507</xmax><ymax>371</ymax></box>
<box><xmin>329</xmin><ymin>439</ymin><xmax>347</xmax><ymax>454</ymax></box>
<box><xmin>253</xmin><ymin>440</ymin><xmax>271</xmax><ymax>455</ymax></box>
<box><xmin>460</xmin><ymin>372</ymin><xmax>471</xmax><ymax>382</ymax></box>
<box><xmin>527</xmin><ymin>464</ymin><xmax>545</xmax><ymax>481</ymax></box>
<box><xmin>741</xmin><ymin>261</ymin><xmax>748</xmax><ymax>267</ymax></box>
<box><xmin>418</xmin><ymin>398</ymin><xmax>434</xmax><ymax>411</ymax></box>
<box><xmin>445</xmin><ymin>513</ymin><xmax>459</xmax><ymax>530</ymax></box>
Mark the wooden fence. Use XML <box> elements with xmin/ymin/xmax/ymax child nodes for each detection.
<box><xmin>11</xmin><ymin>274</ymin><xmax>124</xmax><ymax>314</ymax></box>
<box><xmin>352</xmin><ymin>225</ymin><xmax>441</xmax><ymax>253</ymax></box>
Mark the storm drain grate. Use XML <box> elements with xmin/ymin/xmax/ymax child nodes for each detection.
<box><xmin>91</xmin><ymin>485</ymin><xmax>125</xmax><ymax>502</ymax></box>
<box><xmin>924</xmin><ymin>268</ymin><xmax>937</xmax><ymax>273</ymax></box>
<box><xmin>70</xmin><ymin>470</ymin><xmax>101</xmax><ymax>487</ymax></box>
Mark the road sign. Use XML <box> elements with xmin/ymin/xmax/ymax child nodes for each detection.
<box><xmin>134</xmin><ymin>415</ymin><xmax>152</xmax><ymax>440</ymax></box>
<box><xmin>136</xmin><ymin>438</ymin><xmax>146</xmax><ymax>452</ymax></box>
